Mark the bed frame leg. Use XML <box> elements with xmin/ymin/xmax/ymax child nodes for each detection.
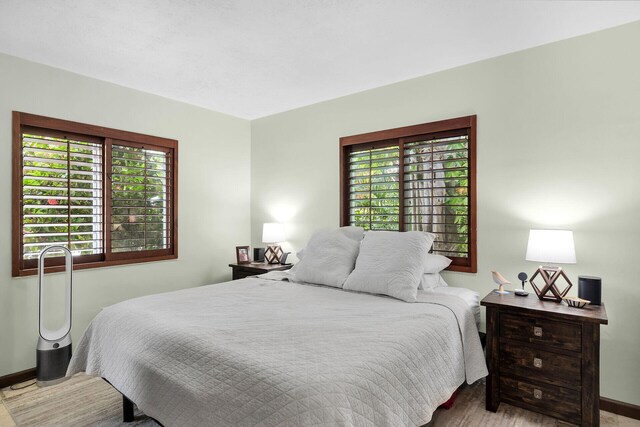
<box><xmin>123</xmin><ymin>395</ymin><xmax>134</xmax><ymax>422</ymax></box>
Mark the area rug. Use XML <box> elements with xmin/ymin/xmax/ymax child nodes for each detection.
<box><xmin>3</xmin><ymin>374</ymin><xmax>155</xmax><ymax>426</ymax></box>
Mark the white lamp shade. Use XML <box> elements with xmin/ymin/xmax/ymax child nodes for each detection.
<box><xmin>262</xmin><ymin>223</ymin><xmax>285</xmax><ymax>243</ymax></box>
<box><xmin>525</xmin><ymin>229</ymin><xmax>576</xmax><ymax>264</ymax></box>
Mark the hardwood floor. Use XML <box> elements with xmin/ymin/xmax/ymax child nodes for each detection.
<box><xmin>1</xmin><ymin>374</ymin><xmax>638</xmax><ymax>426</ymax></box>
<box><xmin>0</xmin><ymin>400</ymin><xmax>15</xmax><ymax>427</ymax></box>
<box><xmin>0</xmin><ymin>375</ymin><xmax>153</xmax><ymax>426</ymax></box>
<box><xmin>429</xmin><ymin>380</ymin><xmax>640</xmax><ymax>426</ymax></box>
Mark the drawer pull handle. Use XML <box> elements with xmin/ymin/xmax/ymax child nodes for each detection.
<box><xmin>534</xmin><ymin>389</ymin><xmax>543</xmax><ymax>400</ymax></box>
<box><xmin>533</xmin><ymin>326</ymin><xmax>543</xmax><ymax>337</ymax></box>
<box><xmin>533</xmin><ymin>357</ymin><xmax>543</xmax><ymax>368</ymax></box>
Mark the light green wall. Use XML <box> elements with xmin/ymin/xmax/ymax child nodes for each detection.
<box><xmin>0</xmin><ymin>53</ymin><xmax>251</xmax><ymax>377</ymax></box>
<box><xmin>251</xmin><ymin>22</ymin><xmax>640</xmax><ymax>404</ymax></box>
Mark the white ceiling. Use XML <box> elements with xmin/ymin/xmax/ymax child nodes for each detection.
<box><xmin>1</xmin><ymin>1</ymin><xmax>640</xmax><ymax>119</ymax></box>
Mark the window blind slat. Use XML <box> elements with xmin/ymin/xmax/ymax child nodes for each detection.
<box><xmin>111</xmin><ymin>144</ymin><xmax>171</xmax><ymax>254</ymax></box>
<box><xmin>348</xmin><ymin>146</ymin><xmax>400</xmax><ymax>231</ymax></box>
<box><xmin>403</xmin><ymin>134</ymin><xmax>470</xmax><ymax>260</ymax></box>
<box><xmin>21</xmin><ymin>133</ymin><xmax>103</xmax><ymax>260</ymax></box>
<box><xmin>14</xmin><ymin>113</ymin><xmax>179</xmax><ymax>276</ymax></box>
<box><xmin>344</xmin><ymin>122</ymin><xmax>473</xmax><ymax>268</ymax></box>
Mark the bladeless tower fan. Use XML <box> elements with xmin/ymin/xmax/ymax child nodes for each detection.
<box><xmin>36</xmin><ymin>245</ymin><xmax>73</xmax><ymax>386</ymax></box>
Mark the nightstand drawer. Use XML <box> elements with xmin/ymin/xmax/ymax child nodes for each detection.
<box><xmin>500</xmin><ymin>343</ymin><xmax>581</xmax><ymax>387</ymax></box>
<box><xmin>229</xmin><ymin>262</ymin><xmax>292</xmax><ymax>281</ymax></box>
<box><xmin>232</xmin><ymin>270</ymin><xmax>256</xmax><ymax>280</ymax></box>
<box><xmin>483</xmin><ymin>293</ymin><xmax>607</xmax><ymax>426</ymax></box>
<box><xmin>500</xmin><ymin>377</ymin><xmax>581</xmax><ymax>423</ymax></box>
<box><xmin>500</xmin><ymin>313</ymin><xmax>581</xmax><ymax>352</ymax></box>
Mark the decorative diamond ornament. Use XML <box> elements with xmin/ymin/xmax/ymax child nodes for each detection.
<box><xmin>529</xmin><ymin>266</ymin><xmax>573</xmax><ymax>302</ymax></box>
<box><xmin>264</xmin><ymin>245</ymin><xmax>283</xmax><ymax>264</ymax></box>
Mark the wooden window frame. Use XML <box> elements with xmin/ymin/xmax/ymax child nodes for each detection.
<box><xmin>12</xmin><ymin>111</ymin><xmax>179</xmax><ymax>277</ymax></box>
<box><xmin>340</xmin><ymin>115</ymin><xmax>477</xmax><ymax>273</ymax></box>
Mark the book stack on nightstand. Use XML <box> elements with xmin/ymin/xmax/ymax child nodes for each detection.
<box><xmin>229</xmin><ymin>262</ymin><xmax>292</xmax><ymax>280</ymax></box>
<box><xmin>481</xmin><ymin>292</ymin><xmax>608</xmax><ymax>427</ymax></box>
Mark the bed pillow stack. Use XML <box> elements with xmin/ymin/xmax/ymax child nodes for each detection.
<box><xmin>294</xmin><ymin>227</ymin><xmax>364</xmax><ymax>288</ymax></box>
<box><xmin>296</xmin><ymin>226</ymin><xmax>363</xmax><ymax>260</ymax></box>
<box><xmin>342</xmin><ymin>231</ymin><xmax>435</xmax><ymax>302</ymax></box>
<box><xmin>420</xmin><ymin>254</ymin><xmax>452</xmax><ymax>290</ymax></box>
<box><xmin>420</xmin><ymin>273</ymin><xmax>449</xmax><ymax>289</ymax></box>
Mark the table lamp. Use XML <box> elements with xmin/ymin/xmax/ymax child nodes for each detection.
<box><xmin>262</xmin><ymin>223</ymin><xmax>285</xmax><ymax>264</ymax></box>
<box><xmin>526</xmin><ymin>229</ymin><xmax>576</xmax><ymax>302</ymax></box>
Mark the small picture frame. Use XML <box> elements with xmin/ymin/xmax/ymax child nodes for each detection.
<box><xmin>236</xmin><ymin>246</ymin><xmax>251</xmax><ymax>264</ymax></box>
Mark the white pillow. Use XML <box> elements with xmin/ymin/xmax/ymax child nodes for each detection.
<box><xmin>424</xmin><ymin>254</ymin><xmax>452</xmax><ymax>274</ymax></box>
<box><xmin>294</xmin><ymin>229</ymin><xmax>361</xmax><ymax>288</ymax></box>
<box><xmin>419</xmin><ymin>273</ymin><xmax>449</xmax><ymax>290</ymax></box>
<box><xmin>338</xmin><ymin>226</ymin><xmax>366</xmax><ymax>242</ymax></box>
<box><xmin>343</xmin><ymin>231</ymin><xmax>434</xmax><ymax>302</ymax></box>
<box><xmin>296</xmin><ymin>226</ymin><xmax>364</xmax><ymax>260</ymax></box>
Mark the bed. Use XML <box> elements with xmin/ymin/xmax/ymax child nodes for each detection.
<box><xmin>68</xmin><ymin>275</ymin><xmax>487</xmax><ymax>427</ymax></box>
<box><xmin>69</xmin><ymin>228</ymin><xmax>487</xmax><ymax>426</ymax></box>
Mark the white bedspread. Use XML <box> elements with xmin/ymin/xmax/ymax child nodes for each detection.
<box><xmin>68</xmin><ymin>278</ymin><xmax>487</xmax><ymax>427</ymax></box>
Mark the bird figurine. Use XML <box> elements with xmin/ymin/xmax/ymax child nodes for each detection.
<box><xmin>492</xmin><ymin>270</ymin><xmax>511</xmax><ymax>294</ymax></box>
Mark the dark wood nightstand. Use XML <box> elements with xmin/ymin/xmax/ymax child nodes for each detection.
<box><xmin>229</xmin><ymin>262</ymin><xmax>292</xmax><ymax>280</ymax></box>
<box><xmin>481</xmin><ymin>292</ymin><xmax>608</xmax><ymax>427</ymax></box>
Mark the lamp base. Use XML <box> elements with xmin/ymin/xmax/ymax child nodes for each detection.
<box><xmin>530</xmin><ymin>266</ymin><xmax>573</xmax><ymax>303</ymax></box>
<box><xmin>264</xmin><ymin>245</ymin><xmax>283</xmax><ymax>264</ymax></box>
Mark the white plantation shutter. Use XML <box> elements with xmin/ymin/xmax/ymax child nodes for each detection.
<box><xmin>21</xmin><ymin>130</ymin><xmax>103</xmax><ymax>268</ymax></box>
<box><xmin>348</xmin><ymin>145</ymin><xmax>400</xmax><ymax>231</ymax></box>
<box><xmin>110</xmin><ymin>144</ymin><xmax>173</xmax><ymax>254</ymax></box>
<box><xmin>403</xmin><ymin>132</ymin><xmax>470</xmax><ymax>259</ymax></box>
<box><xmin>13</xmin><ymin>112</ymin><xmax>178</xmax><ymax>276</ymax></box>
<box><xmin>341</xmin><ymin>116</ymin><xmax>476</xmax><ymax>272</ymax></box>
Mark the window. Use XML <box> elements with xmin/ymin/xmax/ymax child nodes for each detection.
<box><xmin>12</xmin><ymin>112</ymin><xmax>178</xmax><ymax>276</ymax></box>
<box><xmin>340</xmin><ymin>116</ymin><xmax>476</xmax><ymax>272</ymax></box>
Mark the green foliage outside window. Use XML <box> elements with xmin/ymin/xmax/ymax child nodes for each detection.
<box><xmin>22</xmin><ymin>134</ymin><xmax>102</xmax><ymax>259</ymax></box>
<box><xmin>22</xmin><ymin>134</ymin><xmax>169</xmax><ymax>259</ymax></box>
<box><xmin>349</xmin><ymin>137</ymin><xmax>469</xmax><ymax>257</ymax></box>
<box><xmin>111</xmin><ymin>145</ymin><xmax>169</xmax><ymax>252</ymax></box>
